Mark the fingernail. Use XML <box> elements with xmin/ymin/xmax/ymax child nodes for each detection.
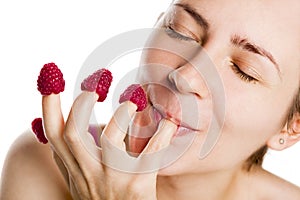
<box><xmin>37</xmin><ymin>63</ymin><xmax>65</xmax><ymax>95</ymax></box>
<box><xmin>157</xmin><ymin>119</ymin><xmax>177</xmax><ymax>143</ymax></box>
<box><xmin>81</xmin><ymin>68</ymin><xmax>113</xmax><ymax>102</ymax></box>
<box><xmin>152</xmin><ymin>119</ymin><xmax>177</xmax><ymax>148</ymax></box>
<box><xmin>31</xmin><ymin>118</ymin><xmax>48</xmax><ymax>144</ymax></box>
<box><xmin>157</xmin><ymin>119</ymin><xmax>177</xmax><ymax>135</ymax></box>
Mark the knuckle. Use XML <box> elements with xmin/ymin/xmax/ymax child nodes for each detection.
<box><xmin>127</xmin><ymin>181</ymin><xmax>141</xmax><ymax>193</ymax></box>
<box><xmin>127</xmin><ymin>179</ymin><xmax>150</xmax><ymax>197</ymax></box>
<box><xmin>64</xmin><ymin>131</ymin><xmax>80</xmax><ymax>145</ymax></box>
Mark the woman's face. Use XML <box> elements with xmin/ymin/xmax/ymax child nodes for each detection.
<box><xmin>128</xmin><ymin>0</ymin><xmax>300</xmax><ymax>174</ymax></box>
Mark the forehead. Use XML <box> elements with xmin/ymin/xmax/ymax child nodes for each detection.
<box><xmin>173</xmin><ymin>0</ymin><xmax>300</xmax><ymax>73</ymax></box>
<box><xmin>175</xmin><ymin>0</ymin><xmax>300</xmax><ymax>26</ymax></box>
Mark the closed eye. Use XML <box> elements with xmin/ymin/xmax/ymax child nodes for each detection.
<box><xmin>230</xmin><ymin>62</ymin><xmax>257</xmax><ymax>83</ymax></box>
<box><xmin>165</xmin><ymin>25</ymin><xmax>197</xmax><ymax>42</ymax></box>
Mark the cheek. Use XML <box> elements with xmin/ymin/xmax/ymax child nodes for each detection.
<box><xmin>221</xmin><ymin>80</ymin><xmax>288</xmax><ymax>152</ymax></box>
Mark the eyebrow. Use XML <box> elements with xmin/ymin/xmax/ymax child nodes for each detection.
<box><xmin>174</xmin><ymin>3</ymin><xmax>209</xmax><ymax>31</ymax></box>
<box><xmin>231</xmin><ymin>35</ymin><xmax>281</xmax><ymax>74</ymax></box>
<box><xmin>174</xmin><ymin>3</ymin><xmax>281</xmax><ymax>77</ymax></box>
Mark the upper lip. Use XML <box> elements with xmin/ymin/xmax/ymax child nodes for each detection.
<box><xmin>152</xmin><ymin>104</ymin><xmax>198</xmax><ymax>131</ymax></box>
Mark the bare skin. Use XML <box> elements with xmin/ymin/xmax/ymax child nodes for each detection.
<box><xmin>0</xmin><ymin>131</ymin><xmax>72</xmax><ymax>200</ymax></box>
<box><xmin>1</xmin><ymin>0</ymin><xmax>300</xmax><ymax>199</ymax></box>
<box><xmin>1</xmin><ymin>130</ymin><xmax>300</xmax><ymax>200</ymax></box>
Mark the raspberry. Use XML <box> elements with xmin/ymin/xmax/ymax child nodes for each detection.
<box><xmin>119</xmin><ymin>84</ymin><xmax>147</xmax><ymax>111</ymax></box>
<box><xmin>37</xmin><ymin>63</ymin><xmax>65</xmax><ymax>95</ymax></box>
<box><xmin>31</xmin><ymin>118</ymin><xmax>48</xmax><ymax>144</ymax></box>
<box><xmin>81</xmin><ymin>68</ymin><xmax>113</xmax><ymax>102</ymax></box>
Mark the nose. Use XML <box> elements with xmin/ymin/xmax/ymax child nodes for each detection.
<box><xmin>168</xmin><ymin>64</ymin><xmax>210</xmax><ymax>98</ymax></box>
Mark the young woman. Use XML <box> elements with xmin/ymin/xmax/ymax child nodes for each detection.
<box><xmin>1</xmin><ymin>0</ymin><xmax>300</xmax><ymax>199</ymax></box>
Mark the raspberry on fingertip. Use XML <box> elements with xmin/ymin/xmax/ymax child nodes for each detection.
<box><xmin>31</xmin><ymin>118</ymin><xmax>48</xmax><ymax>144</ymax></box>
<box><xmin>119</xmin><ymin>84</ymin><xmax>148</xmax><ymax>112</ymax></box>
<box><xmin>37</xmin><ymin>62</ymin><xmax>65</xmax><ymax>95</ymax></box>
<box><xmin>81</xmin><ymin>68</ymin><xmax>113</xmax><ymax>102</ymax></box>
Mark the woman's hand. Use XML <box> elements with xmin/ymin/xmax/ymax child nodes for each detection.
<box><xmin>42</xmin><ymin>91</ymin><xmax>177</xmax><ymax>200</ymax></box>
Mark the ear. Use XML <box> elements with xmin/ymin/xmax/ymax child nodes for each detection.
<box><xmin>267</xmin><ymin>113</ymin><xmax>300</xmax><ymax>150</ymax></box>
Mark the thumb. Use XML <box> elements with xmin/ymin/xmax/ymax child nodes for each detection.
<box><xmin>142</xmin><ymin>119</ymin><xmax>177</xmax><ymax>154</ymax></box>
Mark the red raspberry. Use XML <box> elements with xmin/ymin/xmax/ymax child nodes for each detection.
<box><xmin>37</xmin><ymin>63</ymin><xmax>65</xmax><ymax>95</ymax></box>
<box><xmin>119</xmin><ymin>84</ymin><xmax>147</xmax><ymax>111</ymax></box>
<box><xmin>81</xmin><ymin>68</ymin><xmax>113</xmax><ymax>102</ymax></box>
<box><xmin>31</xmin><ymin>118</ymin><xmax>48</xmax><ymax>144</ymax></box>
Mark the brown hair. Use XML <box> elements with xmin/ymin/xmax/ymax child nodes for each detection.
<box><xmin>244</xmin><ymin>87</ymin><xmax>300</xmax><ymax>171</ymax></box>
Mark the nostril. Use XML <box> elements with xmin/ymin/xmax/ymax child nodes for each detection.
<box><xmin>168</xmin><ymin>70</ymin><xmax>182</xmax><ymax>92</ymax></box>
<box><xmin>168</xmin><ymin>70</ymin><xmax>193</xmax><ymax>94</ymax></box>
<box><xmin>168</xmin><ymin>70</ymin><xmax>176</xmax><ymax>85</ymax></box>
<box><xmin>167</xmin><ymin>68</ymin><xmax>209</xmax><ymax>99</ymax></box>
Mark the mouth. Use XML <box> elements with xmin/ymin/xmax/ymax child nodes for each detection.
<box><xmin>127</xmin><ymin>106</ymin><xmax>197</xmax><ymax>155</ymax></box>
<box><xmin>151</xmin><ymin>102</ymin><xmax>199</xmax><ymax>137</ymax></box>
<box><xmin>127</xmin><ymin>99</ymin><xmax>199</xmax><ymax>154</ymax></box>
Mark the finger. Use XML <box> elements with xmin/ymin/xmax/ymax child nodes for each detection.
<box><xmin>69</xmin><ymin>178</ymin><xmax>83</xmax><ymax>200</ymax></box>
<box><xmin>42</xmin><ymin>94</ymin><xmax>64</xmax><ymax>143</ymax></box>
<box><xmin>126</xmin><ymin>105</ymin><xmax>158</xmax><ymax>154</ymax></box>
<box><xmin>42</xmin><ymin>94</ymin><xmax>89</xmax><ymax>194</ymax></box>
<box><xmin>99</xmin><ymin>102</ymin><xmax>138</xmax><ymax>172</ymax></box>
<box><xmin>42</xmin><ymin>94</ymin><xmax>78</xmax><ymax>167</ymax></box>
<box><xmin>100</xmin><ymin>101</ymin><xmax>137</xmax><ymax>150</ymax></box>
<box><xmin>130</xmin><ymin>119</ymin><xmax>177</xmax><ymax>173</ymax></box>
<box><xmin>39</xmin><ymin>63</ymin><xmax>89</xmax><ymax>195</ymax></box>
<box><xmin>52</xmin><ymin>150</ymin><xmax>69</xmax><ymax>186</ymax></box>
<box><xmin>65</xmin><ymin>92</ymin><xmax>98</xmax><ymax>135</ymax></box>
<box><xmin>64</xmin><ymin>91</ymin><xmax>100</xmax><ymax>156</ymax></box>
<box><xmin>63</xmin><ymin>91</ymin><xmax>106</xmax><ymax>198</ymax></box>
<box><xmin>64</xmin><ymin>91</ymin><xmax>101</xmax><ymax>172</ymax></box>
<box><xmin>142</xmin><ymin>119</ymin><xmax>177</xmax><ymax>154</ymax></box>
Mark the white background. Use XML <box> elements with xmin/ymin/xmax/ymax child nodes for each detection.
<box><xmin>0</xmin><ymin>0</ymin><xmax>300</xmax><ymax>187</ymax></box>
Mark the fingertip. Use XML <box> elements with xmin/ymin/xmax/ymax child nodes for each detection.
<box><xmin>31</xmin><ymin>117</ymin><xmax>48</xmax><ymax>144</ymax></box>
<box><xmin>114</xmin><ymin>101</ymin><xmax>137</xmax><ymax>130</ymax></box>
<box><xmin>42</xmin><ymin>94</ymin><xmax>63</xmax><ymax>115</ymax></box>
<box><xmin>65</xmin><ymin>91</ymin><xmax>98</xmax><ymax>134</ymax></box>
<box><xmin>101</xmin><ymin>101</ymin><xmax>137</xmax><ymax>148</ymax></box>
<box><xmin>157</xmin><ymin>119</ymin><xmax>177</xmax><ymax>134</ymax></box>
<box><xmin>109</xmin><ymin>101</ymin><xmax>137</xmax><ymax>132</ymax></box>
<box><xmin>80</xmin><ymin>68</ymin><xmax>113</xmax><ymax>102</ymax></box>
<box><xmin>120</xmin><ymin>101</ymin><xmax>138</xmax><ymax>114</ymax></box>
<box><xmin>37</xmin><ymin>62</ymin><xmax>65</xmax><ymax>95</ymax></box>
<box><xmin>73</xmin><ymin>91</ymin><xmax>99</xmax><ymax>106</ymax></box>
<box><xmin>42</xmin><ymin>93</ymin><xmax>61</xmax><ymax>104</ymax></box>
<box><xmin>153</xmin><ymin>119</ymin><xmax>177</xmax><ymax>144</ymax></box>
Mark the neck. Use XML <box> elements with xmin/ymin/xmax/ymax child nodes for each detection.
<box><xmin>156</xmin><ymin>165</ymin><xmax>249</xmax><ymax>200</ymax></box>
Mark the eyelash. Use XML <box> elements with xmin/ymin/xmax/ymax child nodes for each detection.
<box><xmin>230</xmin><ymin>63</ymin><xmax>257</xmax><ymax>83</ymax></box>
<box><xmin>165</xmin><ymin>26</ymin><xmax>195</xmax><ymax>42</ymax></box>
<box><xmin>165</xmin><ymin>24</ymin><xmax>257</xmax><ymax>84</ymax></box>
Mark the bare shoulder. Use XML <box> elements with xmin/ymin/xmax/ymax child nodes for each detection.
<box><xmin>249</xmin><ymin>167</ymin><xmax>300</xmax><ymax>199</ymax></box>
<box><xmin>0</xmin><ymin>130</ymin><xmax>71</xmax><ymax>200</ymax></box>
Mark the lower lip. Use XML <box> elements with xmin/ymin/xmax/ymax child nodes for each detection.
<box><xmin>174</xmin><ymin>126</ymin><xmax>195</xmax><ymax>137</ymax></box>
<box><xmin>152</xmin><ymin>107</ymin><xmax>194</xmax><ymax>137</ymax></box>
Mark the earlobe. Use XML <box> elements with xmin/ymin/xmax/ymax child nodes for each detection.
<box><xmin>267</xmin><ymin>114</ymin><xmax>300</xmax><ymax>151</ymax></box>
<box><xmin>267</xmin><ymin>131</ymin><xmax>294</xmax><ymax>151</ymax></box>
